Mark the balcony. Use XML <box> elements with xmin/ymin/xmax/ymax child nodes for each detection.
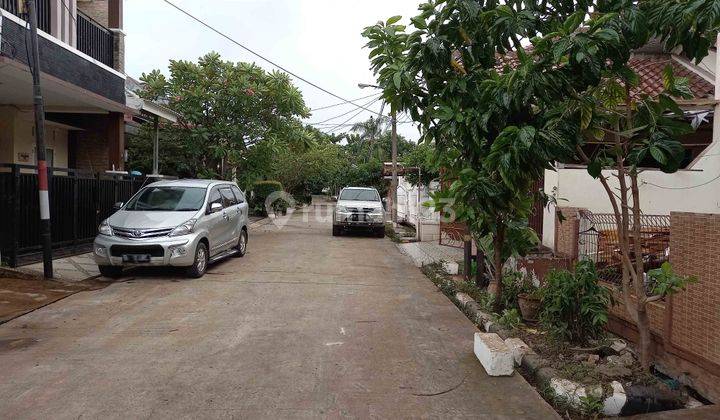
<box><xmin>1</xmin><ymin>0</ymin><xmax>114</xmax><ymax>68</ymax></box>
<box><xmin>76</xmin><ymin>10</ymin><xmax>113</xmax><ymax>67</ymax></box>
<box><xmin>1</xmin><ymin>0</ymin><xmax>51</xmax><ymax>33</ymax></box>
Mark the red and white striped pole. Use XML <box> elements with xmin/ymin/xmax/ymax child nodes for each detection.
<box><xmin>27</xmin><ymin>0</ymin><xmax>53</xmax><ymax>278</ymax></box>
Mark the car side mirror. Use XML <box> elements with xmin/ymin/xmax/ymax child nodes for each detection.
<box><xmin>381</xmin><ymin>198</ymin><xmax>387</xmax><ymax>210</ymax></box>
<box><xmin>209</xmin><ymin>202</ymin><xmax>223</xmax><ymax>214</ymax></box>
<box><xmin>112</xmin><ymin>202</ymin><xmax>124</xmax><ymax>212</ymax></box>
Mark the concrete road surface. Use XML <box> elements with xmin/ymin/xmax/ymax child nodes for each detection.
<box><xmin>0</xmin><ymin>204</ymin><xmax>558</xmax><ymax>419</ymax></box>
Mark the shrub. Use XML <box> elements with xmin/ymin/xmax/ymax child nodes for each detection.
<box><xmin>293</xmin><ymin>193</ymin><xmax>312</xmax><ymax>206</ymax></box>
<box><xmin>251</xmin><ymin>180</ymin><xmax>283</xmax><ymax>216</ymax></box>
<box><xmin>499</xmin><ymin>270</ymin><xmax>538</xmax><ymax>311</ymax></box>
<box><xmin>497</xmin><ymin>308</ymin><xmax>522</xmax><ymax>330</ymax></box>
<box><xmin>539</xmin><ymin>260</ymin><xmax>613</xmax><ymax>344</ymax></box>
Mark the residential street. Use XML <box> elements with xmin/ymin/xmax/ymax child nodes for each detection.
<box><xmin>0</xmin><ymin>203</ymin><xmax>557</xmax><ymax>419</ymax></box>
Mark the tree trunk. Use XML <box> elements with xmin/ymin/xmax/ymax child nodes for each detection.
<box><xmin>489</xmin><ymin>222</ymin><xmax>506</xmax><ymax>312</ymax></box>
<box><xmin>630</xmin><ymin>171</ymin><xmax>653</xmax><ymax>368</ymax></box>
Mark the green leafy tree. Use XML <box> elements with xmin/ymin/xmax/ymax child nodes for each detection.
<box><xmin>364</xmin><ymin>0</ymin><xmax>717</xmax><ymax>367</ymax></box>
<box><xmin>138</xmin><ymin>52</ymin><xmax>309</xmax><ymax>179</ymax></box>
<box><xmin>403</xmin><ymin>141</ymin><xmax>439</xmax><ymax>186</ymax></box>
<box><xmin>344</xmin><ymin>117</ymin><xmax>415</xmax><ymax>163</ymax></box>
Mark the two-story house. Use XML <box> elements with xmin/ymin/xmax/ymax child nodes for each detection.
<box><xmin>0</xmin><ymin>0</ymin><xmax>126</xmax><ymax>172</ymax></box>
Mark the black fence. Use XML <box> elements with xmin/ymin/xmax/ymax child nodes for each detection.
<box><xmin>0</xmin><ymin>164</ymin><xmax>150</xmax><ymax>267</ymax></box>
<box><xmin>77</xmin><ymin>10</ymin><xmax>113</xmax><ymax>67</ymax></box>
<box><xmin>1</xmin><ymin>0</ymin><xmax>51</xmax><ymax>33</ymax></box>
<box><xmin>578</xmin><ymin>212</ymin><xmax>671</xmax><ymax>284</ymax></box>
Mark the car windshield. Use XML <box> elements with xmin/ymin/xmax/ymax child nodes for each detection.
<box><xmin>125</xmin><ymin>186</ymin><xmax>207</xmax><ymax>211</ymax></box>
<box><xmin>339</xmin><ymin>189</ymin><xmax>380</xmax><ymax>201</ymax></box>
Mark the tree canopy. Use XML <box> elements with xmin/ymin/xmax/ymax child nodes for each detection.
<box><xmin>137</xmin><ymin>52</ymin><xmax>310</xmax><ymax>179</ymax></box>
<box><xmin>363</xmin><ymin>0</ymin><xmax>720</xmax><ymax>364</ymax></box>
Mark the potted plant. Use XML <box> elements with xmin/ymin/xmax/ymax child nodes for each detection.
<box><xmin>517</xmin><ymin>281</ymin><xmax>542</xmax><ymax>323</ymax></box>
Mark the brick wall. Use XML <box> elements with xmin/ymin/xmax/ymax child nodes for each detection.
<box><xmin>77</xmin><ymin>0</ymin><xmax>109</xmax><ymax>27</ymax></box>
<box><xmin>74</xmin><ymin>129</ymin><xmax>109</xmax><ymax>172</ymax></box>
<box><xmin>554</xmin><ymin>207</ymin><xmax>581</xmax><ymax>259</ymax></box>
<box><xmin>668</xmin><ymin>212</ymin><xmax>720</xmax><ymax>365</ymax></box>
<box><xmin>603</xmin><ymin>212</ymin><xmax>720</xmax><ymax>402</ymax></box>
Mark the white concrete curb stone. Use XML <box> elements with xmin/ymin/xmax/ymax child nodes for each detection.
<box><xmin>455</xmin><ymin>292</ymin><xmax>473</xmax><ymax>308</ymax></box>
<box><xmin>550</xmin><ymin>378</ymin><xmax>587</xmax><ymax>406</ymax></box>
<box><xmin>474</xmin><ymin>333</ymin><xmax>514</xmax><ymax>376</ymax></box>
<box><xmin>504</xmin><ymin>338</ymin><xmax>531</xmax><ymax>366</ymax></box>
<box><xmin>442</xmin><ymin>260</ymin><xmax>459</xmax><ymax>275</ymax></box>
<box><xmin>603</xmin><ymin>381</ymin><xmax>627</xmax><ymax>416</ymax></box>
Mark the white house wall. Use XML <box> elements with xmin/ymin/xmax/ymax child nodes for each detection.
<box><xmin>542</xmin><ymin>35</ymin><xmax>720</xmax><ymax>249</ymax></box>
<box><xmin>542</xmin><ymin>127</ymin><xmax>720</xmax><ymax>249</ymax></box>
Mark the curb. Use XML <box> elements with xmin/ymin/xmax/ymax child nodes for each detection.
<box><xmin>0</xmin><ymin>266</ymin><xmax>46</xmax><ymax>281</ymax></box>
<box><xmin>450</xmin><ymin>291</ymin><xmax>684</xmax><ymax>417</ymax></box>
<box><xmin>249</xmin><ymin>217</ymin><xmax>271</xmax><ymax>229</ymax></box>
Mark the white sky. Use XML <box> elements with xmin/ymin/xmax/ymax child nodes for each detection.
<box><xmin>124</xmin><ymin>0</ymin><xmax>422</xmax><ymax>141</ymax></box>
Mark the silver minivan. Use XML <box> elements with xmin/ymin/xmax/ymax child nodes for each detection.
<box><xmin>93</xmin><ymin>179</ymin><xmax>249</xmax><ymax>278</ymax></box>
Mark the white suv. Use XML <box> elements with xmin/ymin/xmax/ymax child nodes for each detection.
<box><xmin>333</xmin><ymin>187</ymin><xmax>385</xmax><ymax>237</ymax></box>
<box><xmin>93</xmin><ymin>179</ymin><xmax>249</xmax><ymax>278</ymax></box>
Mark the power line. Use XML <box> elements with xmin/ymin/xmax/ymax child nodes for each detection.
<box><xmin>310</xmin><ymin>93</ymin><xmax>380</xmax><ymax>112</ymax></box>
<box><xmin>307</xmin><ymin>96</ymin><xmax>382</xmax><ymax>126</ymax></box>
<box><xmin>312</xmin><ymin>121</ymin><xmax>415</xmax><ymax>127</ymax></box>
<box><xmin>161</xmin><ymin>0</ymin><xmax>378</xmax><ymax>114</ymax></box>
<box><xmin>643</xmin><ymin>172</ymin><xmax>720</xmax><ymax>190</ymax></box>
<box><xmin>323</xmin><ymin>102</ymin><xmax>383</xmax><ymax>133</ymax></box>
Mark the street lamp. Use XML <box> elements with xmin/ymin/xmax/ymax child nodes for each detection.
<box><xmin>358</xmin><ymin>82</ymin><xmax>398</xmax><ymax>225</ymax></box>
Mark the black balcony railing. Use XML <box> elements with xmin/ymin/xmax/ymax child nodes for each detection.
<box><xmin>76</xmin><ymin>10</ymin><xmax>113</xmax><ymax>67</ymax></box>
<box><xmin>1</xmin><ymin>0</ymin><xmax>51</xmax><ymax>33</ymax></box>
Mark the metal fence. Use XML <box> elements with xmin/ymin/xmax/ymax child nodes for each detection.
<box><xmin>1</xmin><ymin>0</ymin><xmax>51</xmax><ymax>33</ymax></box>
<box><xmin>0</xmin><ymin>164</ymin><xmax>150</xmax><ymax>267</ymax></box>
<box><xmin>578</xmin><ymin>212</ymin><xmax>671</xmax><ymax>283</ymax></box>
<box><xmin>77</xmin><ymin>10</ymin><xmax>114</xmax><ymax>67</ymax></box>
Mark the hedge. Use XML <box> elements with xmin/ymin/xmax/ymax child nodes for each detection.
<box><xmin>250</xmin><ymin>180</ymin><xmax>283</xmax><ymax>216</ymax></box>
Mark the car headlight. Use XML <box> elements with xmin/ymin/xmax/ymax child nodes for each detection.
<box><xmin>370</xmin><ymin>207</ymin><xmax>383</xmax><ymax>215</ymax></box>
<box><xmin>169</xmin><ymin>218</ymin><xmax>197</xmax><ymax>237</ymax></box>
<box><xmin>98</xmin><ymin>220</ymin><xmax>113</xmax><ymax>236</ymax></box>
<box><xmin>336</xmin><ymin>205</ymin><xmax>348</xmax><ymax>213</ymax></box>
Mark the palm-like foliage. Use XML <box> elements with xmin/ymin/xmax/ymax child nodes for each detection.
<box><xmin>350</xmin><ymin>116</ymin><xmax>390</xmax><ymax>161</ymax></box>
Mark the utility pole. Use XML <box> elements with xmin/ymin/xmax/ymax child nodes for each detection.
<box><xmin>391</xmin><ymin>109</ymin><xmax>398</xmax><ymax>224</ymax></box>
<box><xmin>152</xmin><ymin>115</ymin><xmax>160</xmax><ymax>175</ymax></box>
<box><xmin>27</xmin><ymin>0</ymin><xmax>53</xmax><ymax>278</ymax></box>
<box><xmin>357</xmin><ymin>82</ymin><xmax>398</xmax><ymax>223</ymax></box>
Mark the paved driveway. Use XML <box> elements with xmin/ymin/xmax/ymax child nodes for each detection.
<box><xmin>0</xmin><ymin>205</ymin><xmax>558</xmax><ymax>419</ymax></box>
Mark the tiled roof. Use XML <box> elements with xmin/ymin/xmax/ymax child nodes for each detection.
<box><xmin>628</xmin><ymin>55</ymin><xmax>714</xmax><ymax>100</ymax></box>
<box><xmin>493</xmin><ymin>49</ymin><xmax>714</xmax><ymax>101</ymax></box>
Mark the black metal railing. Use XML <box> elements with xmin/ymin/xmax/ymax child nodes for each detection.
<box><xmin>76</xmin><ymin>10</ymin><xmax>113</xmax><ymax>67</ymax></box>
<box><xmin>578</xmin><ymin>212</ymin><xmax>671</xmax><ymax>284</ymax></box>
<box><xmin>1</xmin><ymin>0</ymin><xmax>51</xmax><ymax>33</ymax></box>
<box><xmin>0</xmin><ymin>164</ymin><xmax>150</xmax><ymax>267</ymax></box>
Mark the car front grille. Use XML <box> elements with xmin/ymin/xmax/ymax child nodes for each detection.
<box><xmin>110</xmin><ymin>245</ymin><xmax>165</xmax><ymax>257</ymax></box>
<box><xmin>347</xmin><ymin>207</ymin><xmax>377</xmax><ymax>214</ymax></box>
<box><xmin>112</xmin><ymin>226</ymin><xmax>174</xmax><ymax>239</ymax></box>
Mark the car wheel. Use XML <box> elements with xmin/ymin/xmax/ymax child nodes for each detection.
<box><xmin>187</xmin><ymin>242</ymin><xmax>209</xmax><ymax>278</ymax></box>
<box><xmin>332</xmin><ymin>225</ymin><xmax>342</xmax><ymax>236</ymax></box>
<box><xmin>375</xmin><ymin>227</ymin><xmax>385</xmax><ymax>238</ymax></box>
<box><xmin>98</xmin><ymin>265</ymin><xmax>122</xmax><ymax>278</ymax></box>
<box><xmin>234</xmin><ymin>229</ymin><xmax>248</xmax><ymax>257</ymax></box>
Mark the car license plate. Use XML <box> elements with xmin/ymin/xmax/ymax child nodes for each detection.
<box><xmin>351</xmin><ymin>214</ymin><xmax>366</xmax><ymax>222</ymax></box>
<box><xmin>122</xmin><ymin>254</ymin><xmax>151</xmax><ymax>263</ymax></box>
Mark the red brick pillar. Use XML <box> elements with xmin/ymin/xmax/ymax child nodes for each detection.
<box><xmin>554</xmin><ymin>207</ymin><xmax>582</xmax><ymax>261</ymax></box>
<box><xmin>107</xmin><ymin>112</ymin><xmax>125</xmax><ymax>171</ymax></box>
